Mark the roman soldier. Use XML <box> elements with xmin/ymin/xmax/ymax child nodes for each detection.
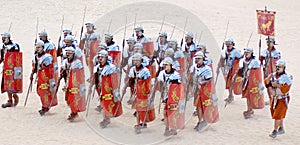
<box><xmin>264</xmin><ymin>59</ymin><xmax>292</xmax><ymax>138</ymax></box>
<box><xmin>31</xmin><ymin>40</ymin><xmax>57</xmax><ymax>115</ymax></box>
<box><xmin>57</xmin><ymin>28</ymin><xmax>76</xmax><ymax>57</ymax></box>
<box><xmin>39</xmin><ymin>31</ymin><xmax>59</xmax><ymax>84</ymax></box>
<box><xmin>134</xmin><ymin>25</ymin><xmax>149</xmax><ymax>43</ymax></box>
<box><xmin>154</xmin><ymin>31</ymin><xmax>168</xmax><ymax>63</ymax></box>
<box><xmin>156</xmin><ymin>57</ymin><xmax>182</xmax><ymax>136</ymax></box>
<box><xmin>237</xmin><ymin>47</ymin><xmax>263</xmax><ymax>119</ymax></box>
<box><xmin>216</xmin><ymin>38</ymin><xmax>242</xmax><ymax>103</ymax></box>
<box><xmin>124</xmin><ymin>43</ymin><xmax>150</xmax><ymax>105</ymax></box>
<box><xmin>104</xmin><ymin>33</ymin><xmax>119</xmax><ymax>51</ymax></box>
<box><xmin>121</xmin><ymin>36</ymin><xmax>136</xmax><ymax>69</ymax></box>
<box><xmin>61</xmin><ymin>46</ymin><xmax>86</xmax><ymax>121</ymax></box>
<box><xmin>182</xmin><ymin>32</ymin><xmax>197</xmax><ymax>54</ymax></box>
<box><xmin>190</xmin><ymin>51</ymin><xmax>219</xmax><ymax>131</ymax></box>
<box><xmin>260</xmin><ymin>36</ymin><xmax>281</xmax><ymax>103</ymax></box>
<box><xmin>79</xmin><ymin>21</ymin><xmax>100</xmax><ymax>74</ymax></box>
<box><xmin>1</xmin><ymin>32</ymin><xmax>22</xmax><ymax>108</ymax></box>
<box><xmin>126</xmin><ymin>53</ymin><xmax>153</xmax><ymax>134</ymax></box>
<box><xmin>93</xmin><ymin>50</ymin><xmax>122</xmax><ymax>128</ymax></box>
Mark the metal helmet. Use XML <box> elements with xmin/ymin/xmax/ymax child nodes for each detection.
<box><xmin>185</xmin><ymin>32</ymin><xmax>194</xmax><ymax>38</ymax></box>
<box><xmin>133</xmin><ymin>53</ymin><xmax>143</xmax><ymax>61</ymax></box>
<box><xmin>65</xmin><ymin>46</ymin><xmax>75</xmax><ymax>53</ymax></box>
<box><xmin>98</xmin><ymin>50</ymin><xmax>108</xmax><ymax>57</ymax></box>
<box><xmin>35</xmin><ymin>40</ymin><xmax>44</xmax><ymax>53</ymax></box>
<box><xmin>159</xmin><ymin>31</ymin><xmax>168</xmax><ymax>37</ymax></box>
<box><xmin>243</xmin><ymin>47</ymin><xmax>253</xmax><ymax>53</ymax></box>
<box><xmin>134</xmin><ymin>25</ymin><xmax>144</xmax><ymax>31</ymax></box>
<box><xmin>63</xmin><ymin>28</ymin><xmax>72</xmax><ymax>34</ymax></box>
<box><xmin>64</xmin><ymin>35</ymin><xmax>74</xmax><ymax>42</ymax></box>
<box><xmin>39</xmin><ymin>31</ymin><xmax>48</xmax><ymax>37</ymax></box>
<box><xmin>104</xmin><ymin>33</ymin><xmax>113</xmax><ymax>38</ymax></box>
<box><xmin>225</xmin><ymin>38</ymin><xmax>234</xmax><ymax>44</ymax></box>
<box><xmin>168</xmin><ymin>39</ymin><xmax>178</xmax><ymax>45</ymax></box>
<box><xmin>276</xmin><ymin>59</ymin><xmax>286</xmax><ymax>67</ymax></box>
<box><xmin>1</xmin><ymin>32</ymin><xmax>11</xmax><ymax>37</ymax></box>
<box><xmin>126</xmin><ymin>36</ymin><xmax>136</xmax><ymax>42</ymax></box>
<box><xmin>165</xmin><ymin>48</ymin><xmax>175</xmax><ymax>56</ymax></box>
<box><xmin>163</xmin><ymin>57</ymin><xmax>173</xmax><ymax>65</ymax></box>
<box><xmin>98</xmin><ymin>42</ymin><xmax>108</xmax><ymax>50</ymax></box>
<box><xmin>194</xmin><ymin>51</ymin><xmax>204</xmax><ymax>59</ymax></box>
<box><xmin>266</xmin><ymin>36</ymin><xmax>275</xmax><ymax>42</ymax></box>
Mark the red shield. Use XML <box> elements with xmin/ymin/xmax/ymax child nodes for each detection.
<box><xmin>265</xmin><ymin>58</ymin><xmax>279</xmax><ymax>78</ymax></box>
<box><xmin>88</xmin><ymin>40</ymin><xmax>100</xmax><ymax>72</ymax></box>
<box><xmin>233</xmin><ymin>75</ymin><xmax>243</xmax><ymax>95</ymax></box>
<box><xmin>176</xmin><ymin>58</ymin><xmax>186</xmax><ymax>77</ymax></box>
<box><xmin>67</xmin><ymin>68</ymin><xmax>86</xmax><ymax>112</ymax></box>
<box><xmin>146</xmin><ymin>64</ymin><xmax>156</xmax><ymax>79</ymax></box>
<box><xmin>101</xmin><ymin>74</ymin><xmax>123</xmax><ymax>117</ymax></box>
<box><xmin>247</xmin><ymin>67</ymin><xmax>264</xmax><ymax>109</ymax></box>
<box><xmin>37</xmin><ymin>65</ymin><xmax>57</xmax><ymax>107</ymax></box>
<box><xmin>167</xmin><ymin>84</ymin><xmax>185</xmax><ymax>129</ymax></box>
<box><xmin>142</xmin><ymin>42</ymin><xmax>154</xmax><ymax>57</ymax></box>
<box><xmin>47</xmin><ymin>49</ymin><xmax>59</xmax><ymax>83</ymax></box>
<box><xmin>226</xmin><ymin>59</ymin><xmax>240</xmax><ymax>89</ymax></box>
<box><xmin>136</xmin><ymin>78</ymin><xmax>155</xmax><ymax>122</ymax></box>
<box><xmin>197</xmin><ymin>80</ymin><xmax>219</xmax><ymax>123</ymax></box>
<box><xmin>2</xmin><ymin>52</ymin><xmax>23</xmax><ymax>93</ymax></box>
<box><xmin>108</xmin><ymin>51</ymin><xmax>121</xmax><ymax>66</ymax></box>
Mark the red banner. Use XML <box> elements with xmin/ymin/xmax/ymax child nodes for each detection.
<box><xmin>257</xmin><ymin>10</ymin><xmax>276</xmax><ymax>36</ymax></box>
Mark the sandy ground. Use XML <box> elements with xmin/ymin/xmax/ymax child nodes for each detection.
<box><xmin>0</xmin><ymin>0</ymin><xmax>300</xmax><ymax>145</ymax></box>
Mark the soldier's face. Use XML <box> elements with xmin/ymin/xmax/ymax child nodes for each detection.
<box><xmin>63</xmin><ymin>32</ymin><xmax>68</xmax><ymax>37</ymax></box>
<box><xmin>98</xmin><ymin>55</ymin><xmax>107</xmax><ymax>63</ymax></box>
<box><xmin>225</xmin><ymin>42</ymin><xmax>233</xmax><ymax>49</ymax></box>
<box><xmin>86</xmin><ymin>25</ymin><xmax>92</xmax><ymax>32</ymax></box>
<box><xmin>267</xmin><ymin>40</ymin><xmax>274</xmax><ymax>48</ymax></box>
<box><xmin>276</xmin><ymin>65</ymin><xmax>284</xmax><ymax>73</ymax></box>
<box><xmin>2</xmin><ymin>36</ymin><xmax>9</xmax><ymax>43</ymax></box>
<box><xmin>105</xmin><ymin>37</ymin><xmax>112</xmax><ymax>43</ymax></box>
<box><xmin>133</xmin><ymin>59</ymin><xmax>142</xmax><ymax>67</ymax></box>
<box><xmin>66</xmin><ymin>52</ymin><xmax>74</xmax><ymax>59</ymax></box>
<box><xmin>135</xmin><ymin>30</ymin><xmax>142</xmax><ymax>37</ymax></box>
<box><xmin>244</xmin><ymin>51</ymin><xmax>252</xmax><ymax>58</ymax></box>
<box><xmin>195</xmin><ymin>57</ymin><xmax>204</xmax><ymax>65</ymax></box>
<box><xmin>159</xmin><ymin>36</ymin><xmax>167</xmax><ymax>42</ymax></box>
<box><xmin>168</xmin><ymin>42</ymin><xmax>176</xmax><ymax>49</ymax></box>
<box><xmin>39</xmin><ymin>36</ymin><xmax>47</xmax><ymax>41</ymax></box>
<box><xmin>64</xmin><ymin>40</ymin><xmax>72</xmax><ymax>47</ymax></box>
<box><xmin>185</xmin><ymin>37</ymin><xmax>192</xmax><ymax>43</ymax></box>
<box><xmin>127</xmin><ymin>41</ymin><xmax>134</xmax><ymax>47</ymax></box>
<box><xmin>35</xmin><ymin>45</ymin><xmax>43</xmax><ymax>54</ymax></box>
<box><xmin>163</xmin><ymin>63</ymin><xmax>171</xmax><ymax>72</ymax></box>
<box><xmin>134</xmin><ymin>48</ymin><xmax>142</xmax><ymax>53</ymax></box>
